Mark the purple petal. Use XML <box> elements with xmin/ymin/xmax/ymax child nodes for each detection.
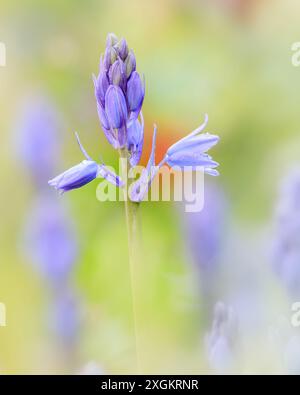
<box><xmin>93</xmin><ymin>72</ymin><xmax>109</xmax><ymax>106</ymax></box>
<box><xmin>105</xmin><ymin>85</ymin><xmax>128</xmax><ymax>129</ymax></box>
<box><xmin>127</xmin><ymin>71</ymin><xmax>144</xmax><ymax>116</ymax></box>
<box><xmin>125</xmin><ymin>50</ymin><xmax>136</xmax><ymax>78</ymax></box>
<box><xmin>96</xmin><ymin>102</ymin><xmax>120</xmax><ymax>148</ymax></box>
<box><xmin>49</xmin><ymin>160</ymin><xmax>98</xmax><ymax>192</ymax></box>
<box><xmin>165</xmin><ymin>150</ymin><xmax>219</xmax><ymax>168</ymax></box>
<box><xmin>167</xmin><ymin>133</ymin><xmax>219</xmax><ymax>156</ymax></box>
<box><xmin>108</xmin><ymin>59</ymin><xmax>126</xmax><ymax>91</ymax></box>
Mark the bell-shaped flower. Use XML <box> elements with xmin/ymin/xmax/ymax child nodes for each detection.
<box><xmin>161</xmin><ymin>114</ymin><xmax>219</xmax><ymax>176</ymax></box>
<box><xmin>127</xmin><ymin>71</ymin><xmax>145</xmax><ymax>121</ymax></box>
<box><xmin>49</xmin><ymin>133</ymin><xmax>123</xmax><ymax>193</ymax></box>
<box><xmin>129</xmin><ymin>114</ymin><xmax>219</xmax><ymax>203</ymax></box>
<box><xmin>104</xmin><ymin>85</ymin><xmax>128</xmax><ymax>147</ymax></box>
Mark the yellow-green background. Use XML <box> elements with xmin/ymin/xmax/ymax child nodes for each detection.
<box><xmin>0</xmin><ymin>0</ymin><xmax>300</xmax><ymax>374</ymax></box>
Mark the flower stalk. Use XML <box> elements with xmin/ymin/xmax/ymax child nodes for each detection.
<box><xmin>119</xmin><ymin>148</ymin><xmax>143</xmax><ymax>372</ymax></box>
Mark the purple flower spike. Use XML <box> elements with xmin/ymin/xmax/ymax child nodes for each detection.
<box><xmin>94</xmin><ymin>34</ymin><xmax>144</xmax><ymax>150</ymax></box>
<box><xmin>127</xmin><ymin>71</ymin><xmax>145</xmax><ymax>120</ymax></box>
<box><xmin>49</xmin><ymin>133</ymin><xmax>123</xmax><ymax>193</ymax></box>
<box><xmin>161</xmin><ymin>114</ymin><xmax>219</xmax><ymax>175</ymax></box>
<box><xmin>127</xmin><ymin>113</ymin><xmax>144</xmax><ymax>167</ymax></box>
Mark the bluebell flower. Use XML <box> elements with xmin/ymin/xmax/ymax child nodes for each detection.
<box><xmin>16</xmin><ymin>96</ymin><xmax>60</xmax><ymax>184</ymax></box>
<box><xmin>49</xmin><ymin>34</ymin><xmax>219</xmax><ymax>202</ymax></box>
<box><xmin>129</xmin><ymin>115</ymin><xmax>219</xmax><ymax>202</ymax></box>
<box><xmin>162</xmin><ymin>114</ymin><xmax>219</xmax><ymax>174</ymax></box>
<box><xmin>22</xmin><ymin>195</ymin><xmax>77</xmax><ymax>284</ymax></box>
<box><xmin>49</xmin><ymin>133</ymin><xmax>123</xmax><ymax>193</ymax></box>
<box><xmin>93</xmin><ymin>33</ymin><xmax>145</xmax><ymax>156</ymax></box>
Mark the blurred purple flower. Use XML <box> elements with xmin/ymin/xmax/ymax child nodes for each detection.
<box><xmin>272</xmin><ymin>169</ymin><xmax>300</xmax><ymax>299</ymax></box>
<box><xmin>23</xmin><ymin>195</ymin><xmax>77</xmax><ymax>285</ymax></box>
<box><xmin>183</xmin><ymin>183</ymin><xmax>226</xmax><ymax>273</ymax></box>
<box><xmin>16</xmin><ymin>96</ymin><xmax>60</xmax><ymax>184</ymax></box>
<box><xmin>205</xmin><ymin>302</ymin><xmax>238</xmax><ymax>374</ymax></box>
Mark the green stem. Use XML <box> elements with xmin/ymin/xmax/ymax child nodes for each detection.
<box><xmin>119</xmin><ymin>149</ymin><xmax>142</xmax><ymax>373</ymax></box>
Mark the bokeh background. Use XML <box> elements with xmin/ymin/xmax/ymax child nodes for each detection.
<box><xmin>1</xmin><ymin>0</ymin><xmax>300</xmax><ymax>374</ymax></box>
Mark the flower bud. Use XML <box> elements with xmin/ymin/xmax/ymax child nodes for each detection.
<box><xmin>127</xmin><ymin>71</ymin><xmax>144</xmax><ymax>115</ymax></box>
<box><xmin>96</xmin><ymin>101</ymin><xmax>110</xmax><ymax>131</ymax></box>
<box><xmin>93</xmin><ymin>71</ymin><xmax>109</xmax><ymax>105</ymax></box>
<box><xmin>125</xmin><ymin>50</ymin><xmax>136</xmax><ymax>78</ymax></box>
<box><xmin>108</xmin><ymin>59</ymin><xmax>126</xmax><ymax>90</ymax></box>
<box><xmin>104</xmin><ymin>85</ymin><xmax>128</xmax><ymax>129</ymax></box>
<box><xmin>106</xmin><ymin>33</ymin><xmax>118</xmax><ymax>48</ymax></box>
<box><xmin>48</xmin><ymin>160</ymin><xmax>99</xmax><ymax>192</ymax></box>
<box><xmin>103</xmin><ymin>46</ymin><xmax>118</xmax><ymax>70</ymax></box>
<box><xmin>116</xmin><ymin>38</ymin><xmax>128</xmax><ymax>60</ymax></box>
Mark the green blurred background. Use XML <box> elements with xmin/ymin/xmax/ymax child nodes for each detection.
<box><xmin>1</xmin><ymin>0</ymin><xmax>300</xmax><ymax>374</ymax></box>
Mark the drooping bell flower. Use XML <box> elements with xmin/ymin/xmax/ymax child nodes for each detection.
<box><xmin>162</xmin><ymin>114</ymin><xmax>219</xmax><ymax>175</ymax></box>
<box><xmin>49</xmin><ymin>133</ymin><xmax>123</xmax><ymax>193</ymax></box>
<box><xmin>129</xmin><ymin>115</ymin><xmax>219</xmax><ymax>202</ymax></box>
